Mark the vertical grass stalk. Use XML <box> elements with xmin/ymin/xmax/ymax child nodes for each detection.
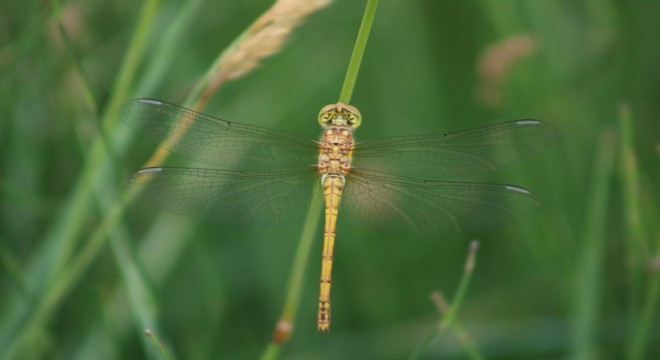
<box><xmin>570</xmin><ymin>128</ymin><xmax>617</xmax><ymax>360</ymax></box>
<box><xmin>620</xmin><ymin>103</ymin><xmax>657</xmax><ymax>360</ymax></box>
<box><xmin>409</xmin><ymin>241</ymin><xmax>483</xmax><ymax>360</ymax></box>
<box><xmin>50</xmin><ymin>0</ymin><xmax>98</xmax><ymax>113</ymax></box>
<box><xmin>145</xmin><ymin>329</ymin><xmax>173</xmax><ymax>360</ymax></box>
<box><xmin>338</xmin><ymin>0</ymin><xmax>378</xmax><ymax>104</ymax></box>
<box><xmin>262</xmin><ymin>189</ymin><xmax>322</xmax><ymax>358</ymax></box>
<box><xmin>618</xmin><ymin>103</ymin><xmax>646</xmax><ymax>333</ymax></box>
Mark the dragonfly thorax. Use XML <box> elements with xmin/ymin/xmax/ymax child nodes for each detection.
<box><xmin>317</xmin><ymin>126</ymin><xmax>355</xmax><ymax>178</ymax></box>
<box><xmin>318</xmin><ymin>102</ymin><xmax>361</xmax><ymax>129</ymax></box>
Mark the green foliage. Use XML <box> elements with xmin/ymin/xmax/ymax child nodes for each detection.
<box><xmin>1</xmin><ymin>0</ymin><xmax>658</xmax><ymax>359</ymax></box>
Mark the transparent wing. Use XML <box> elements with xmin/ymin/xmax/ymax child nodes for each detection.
<box><xmin>124</xmin><ymin>167</ymin><xmax>318</xmax><ymax>227</ymax></box>
<box><xmin>119</xmin><ymin>99</ymin><xmax>318</xmax><ymax>168</ymax></box>
<box><xmin>342</xmin><ymin>169</ymin><xmax>541</xmax><ymax>234</ymax></box>
<box><xmin>352</xmin><ymin>120</ymin><xmax>558</xmax><ymax>180</ymax></box>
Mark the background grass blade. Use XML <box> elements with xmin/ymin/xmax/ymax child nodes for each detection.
<box><xmin>570</xmin><ymin>129</ymin><xmax>617</xmax><ymax>360</ymax></box>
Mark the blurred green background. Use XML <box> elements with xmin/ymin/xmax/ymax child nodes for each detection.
<box><xmin>1</xmin><ymin>0</ymin><xmax>659</xmax><ymax>359</ymax></box>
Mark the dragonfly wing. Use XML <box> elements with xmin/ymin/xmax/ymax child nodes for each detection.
<box><xmin>352</xmin><ymin>120</ymin><xmax>558</xmax><ymax>180</ymax></box>
<box><xmin>124</xmin><ymin>167</ymin><xmax>318</xmax><ymax>227</ymax></box>
<box><xmin>119</xmin><ymin>99</ymin><xmax>318</xmax><ymax>168</ymax></box>
<box><xmin>343</xmin><ymin>169</ymin><xmax>541</xmax><ymax>235</ymax></box>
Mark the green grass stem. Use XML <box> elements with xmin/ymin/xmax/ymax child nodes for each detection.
<box><xmin>262</xmin><ymin>187</ymin><xmax>321</xmax><ymax>357</ymax></box>
<box><xmin>570</xmin><ymin>128</ymin><xmax>618</xmax><ymax>360</ymax></box>
<box><xmin>618</xmin><ymin>103</ymin><xmax>647</xmax><ymax>312</ymax></box>
<box><xmin>620</xmin><ymin>103</ymin><xmax>657</xmax><ymax>360</ymax></box>
<box><xmin>108</xmin><ymin>217</ymin><xmax>162</xmax><ymax>354</ymax></box>
<box><xmin>135</xmin><ymin>0</ymin><xmax>205</xmax><ymax>96</ymax></box>
<box><xmin>408</xmin><ymin>241</ymin><xmax>482</xmax><ymax>360</ymax></box>
<box><xmin>51</xmin><ymin>0</ymin><xmax>98</xmax><ymax>114</ymax></box>
<box><xmin>338</xmin><ymin>0</ymin><xmax>378</xmax><ymax>104</ymax></box>
<box><xmin>145</xmin><ymin>329</ymin><xmax>173</xmax><ymax>360</ymax></box>
<box><xmin>628</xmin><ymin>269</ymin><xmax>660</xmax><ymax>360</ymax></box>
<box><xmin>280</xmin><ymin>188</ymin><xmax>323</xmax><ymax>322</ymax></box>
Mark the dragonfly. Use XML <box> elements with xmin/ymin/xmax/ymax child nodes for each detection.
<box><xmin>119</xmin><ymin>98</ymin><xmax>556</xmax><ymax>332</ymax></box>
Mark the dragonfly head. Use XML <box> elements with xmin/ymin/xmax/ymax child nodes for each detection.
<box><xmin>318</xmin><ymin>102</ymin><xmax>362</xmax><ymax>129</ymax></box>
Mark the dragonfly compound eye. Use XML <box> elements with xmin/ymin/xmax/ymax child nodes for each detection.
<box><xmin>342</xmin><ymin>104</ymin><xmax>362</xmax><ymax>129</ymax></box>
<box><xmin>318</xmin><ymin>104</ymin><xmax>336</xmax><ymax>126</ymax></box>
